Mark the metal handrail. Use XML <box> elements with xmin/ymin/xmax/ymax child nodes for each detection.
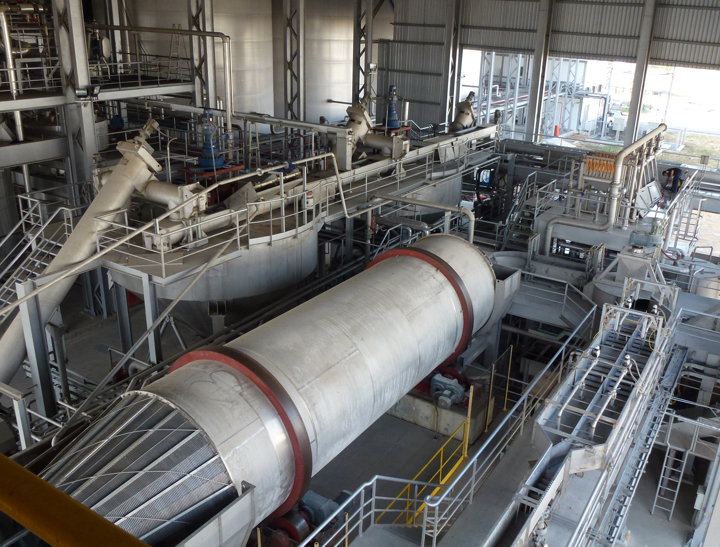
<box><xmin>0</xmin><ymin>153</ymin><xmax>342</xmax><ymax>321</ymax></box>
<box><xmin>421</xmin><ymin>305</ymin><xmax>597</xmax><ymax>540</ymax></box>
<box><xmin>0</xmin><ymin>207</ymin><xmax>69</xmax><ymax>284</ymax></box>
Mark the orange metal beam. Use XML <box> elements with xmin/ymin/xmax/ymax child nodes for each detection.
<box><xmin>0</xmin><ymin>453</ymin><xmax>148</xmax><ymax>547</ymax></box>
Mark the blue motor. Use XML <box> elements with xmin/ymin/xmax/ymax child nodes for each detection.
<box><xmin>198</xmin><ymin>109</ymin><xmax>225</xmax><ymax>170</ymax></box>
<box><xmin>385</xmin><ymin>85</ymin><xmax>400</xmax><ymax>130</ymax></box>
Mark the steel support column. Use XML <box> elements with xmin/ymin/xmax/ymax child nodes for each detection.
<box><xmin>511</xmin><ymin>54</ymin><xmax>522</xmax><ymax>135</ymax></box>
<box><xmin>16</xmin><ymin>280</ymin><xmax>57</xmax><ymax>417</ymax></box>
<box><xmin>502</xmin><ymin>54</ymin><xmax>519</xmax><ymax>131</ymax></box>
<box><xmin>561</xmin><ymin>58</ymin><xmax>579</xmax><ymax>133</ymax></box>
<box><xmin>51</xmin><ymin>0</ymin><xmax>98</xmax><ymax>182</ymax></box>
<box><xmin>441</xmin><ymin>0</ymin><xmax>460</xmax><ymax>126</ymax></box>
<box><xmin>106</xmin><ymin>0</ymin><xmax>126</xmax><ymax>72</ymax></box>
<box><xmin>188</xmin><ymin>0</ymin><xmax>217</xmax><ymax>108</ymax></box>
<box><xmin>525</xmin><ymin>0</ymin><xmax>554</xmax><ymax>142</ymax></box>
<box><xmin>542</xmin><ymin>56</ymin><xmax>562</xmax><ymax>137</ymax></box>
<box><xmin>115</xmin><ymin>283</ymin><xmax>133</xmax><ymax>353</ymax></box>
<box><xmin>625</xmin><ymin>0</ymin><xmax>657</xmax><ymax>146</ymax></box>
<box><xmin>141</xmin><ymin>273</ymin><xmax>162</xmax><ymax>364</ymax></box>
<box><xmin>352</xmin><ymin>0</ymin><xmax>374</xmax><ymax>105</ymax></box>
<box><xmin>477</xmin><ymin>51</ymin><xmax>493</xmax><ymax>126</ymax></box>
<box><xmin>284</xmin><ymin>0</ymin><xmax>305</xmax><ymax>121</ymax></box>
<box><xmin>445</xmin><ymin>0</ymin><xmax>463</xmax><ymax>125</ymax></box>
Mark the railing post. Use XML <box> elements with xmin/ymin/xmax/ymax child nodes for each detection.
<box><xmin>504</xmin><ymin>346</ymin><xmax>513</xmax><ymax>412</ymax></box>
<box><xmin>279</xmin><ymin>172</ymin><xmax>286</xmax><ymax>233</ymax></box>
<box><xmin>359</xmin><ymin>489</ymin><xmax>364</xmax><ymax>536</ymax></box>
<box><xmin>344</xmin><ymin>512</ymin><xmax>349</xmax><ymax>547</ymax></box>
<box><xmin>413</xmin><ymin>483</ymin><xmax>418</xmax><ymax>525</ymax></box>
<box><xmin>464</xmin><ymin>385</ymin><xmax>474</xmax><ymax>457</ymax></box>
<box><xmin>12</xmin><ymin>395</ymin><xmax>33</xmax><ymax>450</ymax></box>
<box><xmin>371</xmin><ymin>481</ymin><xmax>376</xmax><ymax>527</ymax></box>
<box><xmin>485</xmin><ymin>362</ymin><xmax>495</xmax><ymax>432</ymax></box>
<box><xmin>470</xmin><ymin>459</ymin><xmax>477</xmax><ymax>504</ymax></box>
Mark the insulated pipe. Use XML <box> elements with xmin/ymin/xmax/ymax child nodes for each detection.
<box><xmin>0</xmin><ymin>135</ymin><xmax>161</xmax><ymax>385</ymax></box>
<box><xmin>362</xmin><ymin>133</ymin><xmax>394</xmax><ymax>156</ymax></box>
<box><xmin>130</xmin><ymin>235</ymin><xmax>495</xmax><ymax>527</ymax></box>
<box><xmin>543</xmin><ymin>123</ymin><xmax>667</xmax><ymax>254</ymax></box>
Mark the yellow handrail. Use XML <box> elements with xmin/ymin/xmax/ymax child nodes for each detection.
<box><xmin>377</xmin><ymin>391</ymin><xmax>475</xmax><ymax>526</ymax></box>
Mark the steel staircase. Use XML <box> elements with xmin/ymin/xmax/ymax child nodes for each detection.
<box><xmin>0</xmin><ymin>206</ymin><xmax>75</xmax><ymax>309</ymax></box>
<box><xmin>499</xmin><ymin>176</ymin><xmax>541</xmax><ymax>251</ymax></box>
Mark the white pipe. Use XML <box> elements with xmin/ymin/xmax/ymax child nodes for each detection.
<box><xmin>0</xmin><ymin>132</ymin><xmax>161</xmax><ymax>384</ymax></box>
<box><xmin>543</xmin><ymin>123</ymin><xmax>667</xmax><ymax>254</ymax></box>
<box><xmin>362</xmin><ymin>133</ymin><xmax>394</xmax><ymax>156</ymax></box>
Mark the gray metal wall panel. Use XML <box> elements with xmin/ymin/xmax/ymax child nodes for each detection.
<box><xmin>376</xmin><ymin>0</ymin><xmax>449</xmax><ymax>126</ymax></box>
<box><xmin>550</xmin><ymin>1</ymin><xmax>642</xmax><ymax>61</ymax></box>
<box><xmin>459</xmin><ymin>0</ymin><xmax>538</xmax><ymax>52</ymax></box>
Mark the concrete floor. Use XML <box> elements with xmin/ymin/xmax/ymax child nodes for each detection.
<box><xmin>625</xmin><ymin>448</ymin><xmax>696</xmax><ymax>547</ymax></box>
<box><xmin>438</xmin><ymin>425</ymin><xmax>544</xmax><ymax>547</ymax></box>
<box><xmin>309</xmin><ymin>413</ymin><xmax>460</xmax><ymax>501</ymax></box>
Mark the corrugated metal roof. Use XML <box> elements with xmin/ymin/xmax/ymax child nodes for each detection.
<box><xmin>651</xmin><ymin>1</ymin><xmax>720</xmax><ymax>68</ymax></box>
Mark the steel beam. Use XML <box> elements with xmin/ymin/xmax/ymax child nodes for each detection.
<box><xmin>188</xmin><ymin>0</ymin><xmax>217</xmax><ymax>108</ymax></box>
<box><xmin>0</xmin><ymin>92</ymin><xmax>67</xmax><ymax>113</ymax></box>
<box><xmin>525</xmin><ymin>0</ymin><xmax>554</xmax><ymax>141</ymax></box>
<box><xmin>625</xmin><ymin>0</ymin><xmax>657</xmax><ymax>146</ymax></box>
<box><xmin>16</xmin><ymin>280</ymin><xmax>57</xmax><ymax>417</ymax></box>
<box><xmin>141</xmin><ymin>274</ymin><xmax>162</xmax><ymax>364</ymax></box>
<box><xmin>95</xmin><ymin>83</ymin><xmax>196</xmax><ymax>102</ymax></box>
<box><xmin>284</xmin><ymin>0</ymin><xmax>305</xmax><ymax>121</ymax></box>
<box><xmin>0</xmin><ymin>138</ymin><xmax>69</xmax><ymax>168</ymax></box>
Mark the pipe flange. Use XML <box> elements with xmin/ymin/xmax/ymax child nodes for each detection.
<box><xmin>169</xmin><ymin>346</ymin><xmax>312</xmax><ymax>518</ymax></box>
<box><xmin>366</xmin><ymin>247</ymin><xmax>474</xmax><ymax>365</ymax></box>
